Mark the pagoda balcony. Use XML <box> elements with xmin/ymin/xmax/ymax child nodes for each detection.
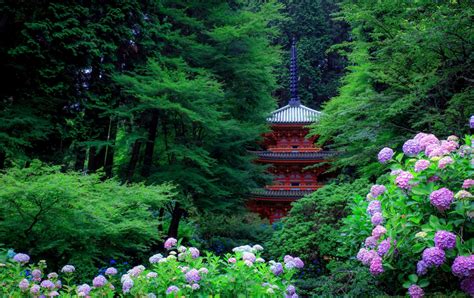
<box><xmin>265</xmin><ymin>184</ymin><xmax>324</xmax><ymax>191</ymax></box>
<box><xmin>252</xmin><ymin>150</ymin><xmax>336</xmax><ymax>162</ymax></box>
<box><xmin>250</xmin><ymin>189</ymin><xmax>315</xmax><ymax>201</ymax></box>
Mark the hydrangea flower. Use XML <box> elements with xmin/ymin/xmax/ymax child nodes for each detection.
<box><xmin>371</xmin><ymin>212</ymin><xmax>384</xmax><ymax>226</ymax></box>
<box><xmin>418</xmin><ymin>134</ymin><xmax>439</xmax><ymax>150</ymax></box>
<box><xmin>77</xmin><ymin>284</ymin><xmax>91</xmax><ymax>295</ymax></box>
<box><xmin>48</xmin><ymin>272</ymin><xmax>58</xmax><ymax>279</ymax></box>
<box><xmin>41</xmin><ymin>280</ymin><xmax>56</xmax><ymax>289</ymax></box>
<box><xmin>61</xmin><ymin>265</ymin><xmax>75</xmax><ymax>273</ymax></box>
<box><xmin>228</xmin><ymin>257</ymin><xmax>236</xmax><ymax>263</ymax></box>
<box><xmin>191</xmin><ymin>283</ymin><xmax>200</xmax><ymax>290</ymax></box>
<box><xmin>166</xmin><ymin>286</ymin><xmax>179</xmax><ymax>294</ymax></box>
<box><xmin>293</xmin><ymin>257</ymin><xmax>304</xmax><ymax>269</ymax></box>
<box><xmin>372</xmin><ymin>225</ymin><xmax>387</xmax><ymax>239</ymax></box>
<box><xmin>451</xmin><ymin>255</ymin><xmax>474</xmax><ymax>278</ymax></box>
<box><xmin>287</xmin><ymin>285</ymin><xmax>296</xmax><ymax>295</ymax></box>
<box><xmin>49</xmin><ymin>291</ymin><xmax>60</xmax><ymax>296</ymax></box>
<box><xmin>178</xmin><ymin>246</ymin><xmax>187</xmax><ymax>253</ymax></box>
<box><xmin>357</xmin><ymin>248</ymin><xmax>378</xmax><ymax>266</ymax></box>
<box><xmin>377</xmin><ymin>238</ymin><xmax>391</xmax><ymax>256</ymax></box>
<box><xmin>429</xmin><ymin>188</ymin><xmax>454</xmax><ymax>211</ymax></box>
<box><xmin>422</xmin><ymin>247</ymin><xmax>445</xmax><ymax>267</ymax></box>
<box><xmin>93</xmin><ymin>275</ymin><xmax>107</xmax><ymax>287</ymax></box>
<box><xmin>149</xmin><ymin>254</ymin><xmax>163</xmax><ymax>263</ymax></box>
<box><xmin>395</xmin><ymin>171</ymin><xmax>414</xmax><ymax>189</ymax></box>
<box><xmin>447</xmin><ymin>135</ymin><xmax>459</xmax><ymax>142</ymax></box>
<box><xmin>271</xmin><ymin>263</ymin><xmax>283</xmax><ymax>275</ymax></box>
<box><xmin>367</xmin><ymin>200</ymin><xmax>381</xmax><ymax>216</ymax></box>
<box><xmin>128</xmin><ymin>265</ymin><xmax>145</xmax><ymax>277</ymax></box>
<box><xmin>256</xmin><ymin>257</ymin><xmax>265</xmax><ymax>263</ymax></box>
<box><xmin>369</xmin><ymin>256</ymin><xmax>384</xmax><ymax>276</ymax></box>
<box><xmin>164</xmin><ymin>238</ymin><xmax>177</xmax><ymax>249</ymax></box>
<box><xmin>244</xmin><ymin>260</ymin><xmax>253</xmax><ymax>267</ymax></box>
<box><xmin>463</xmin><ymin>179</ymin><xmax>474</xmax><ymax>189</ymax></box>
<box><xmin>252</xmin><ymin>244</ymin><xmax>264</xmax><ymax>251</ymax></box>
<box><xmin>185</xmin><ymin>269</ymin><xmax>201</xmax><ymax>283</ymax></box>
<box><xmin>55</xmin><ymin>280</ymin><xmax>62</xmax><ymax>289</ymax></box>
<box><xmin>146</xmin><ymin>272</ymin><xmax>158</xmax><ymax>278</ymax></box>
<box><xmin>458</xmin><ymin>145</ymin><xmax>473</xmax><ymax>157</ymax></box>
<box><xmin>461</xmin><ymin>276</ymin><xmax>474</xmax><ymax>296</ymax></box>
<box><xmin>434</xmin><ymin>230</ymin><xmax>456</xmax><ymax>250</ymax></box>
<box><xmin>455</xmin><ymin>190</ymin><xmax>472</xmax><ymax>199</ymax></box>
<box><xmin>13</xmin><ymin>253</ymin><xmax>30</xmax><ymax>264</ymax></box>
<box><xmin>438</xmin><ymin>156</ymin><xmax>454</xmax><ymax>169</ymax></box>
<box><xmin>105</xmin><ymin>267</ymin><xmax>118</xmax><ymax>275</ymax></box>
<box><xmin>378</xmin><ymin>147</ymin><xmax>394</xmax><ymax>163</ymax></box>
<box><xmin>370</xmin><ymin>185</ymin><xmax>386</xmax><ymax>198</ymax></box>
<box><xmin>408</xmin><ymin>285</ymin><xmax>424</xmax><ymax>298</ymax></box>
<box><xmin>416</xmin><ymin>260</ymin><xmax>428</xmax><ymax>276</ymax></box>
<box><xmin>440</xmin><ymin>140</ymin><xmax>458</xmax><ymax>153</ymax></box>
<box><xmin>284</xmin><ymin>255</ymin><xmax>294</xmax><ymax>263</ymax></box>
<box><xmin>122</xmin><ymin>278</ymin><xmax>133</xmax><ymax>293</ymax></box>
<box><xmin>18</xmin><ymin>279</ymin><xmax>29</xmax><ymax>291</ymax></box>
<box><xmin>32</xmin><ymin>269</ymin><xmax>42</xmax><ymax>281</ymax></box>
<box><xmin>198</xmin><ymin>267</ymin><xmax>209</xmax><ymax>274</ymax></box>
<box><xmin>285</xmin><ymin>261</ymin><xmax>296</xmax><ymax>269</ymax></box>
<box><xmin>365</xmin><ymin>236</ymin><xmax>378</xmax><ymax>248</ymax></box>
<box><xmin>414</xmin><ymin>159</ymin><xmax>430</xmax><ymax>172</ymax></box>
<box><xmin>30</xmin><ymin>285</ymin><xmax>40</xmax><ymax>295</ymax></box>
<box><xmin>242</xmin><ymin>252</ymin><xmax>256</xmax><ymax>263</ymax></box>
<box><xmin>189</xmin><ymin>247</ymin><xmax>200</xmax><ymax>259</ymax></box>
<box><xmin>403</xmin><ymin>139</ymin><xmax>422</xmax><ymax>156</ymax></box>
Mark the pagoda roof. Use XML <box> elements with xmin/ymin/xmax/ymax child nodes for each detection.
<box><xmin>254</xmin><ymin>151</ymin><xmax>336</xmax><ymax>161</ymax></box>
<box><xmin>267</xmin><ymin>104</ymin><xmax>321</xmax><ymax>124</ymax></box>
<box><xmin>250</xmin><ymin>189</ymin><xmax>314</xmax><ymax>200</ymax></box>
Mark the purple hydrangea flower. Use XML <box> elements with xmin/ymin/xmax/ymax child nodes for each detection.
<box><xmin>147</xmin><ymin>272</ymin><xmax>158</xmax><ymax>278</ymax></box>
<box><xmin>199</xmin><ymin>267</ymin><xmax>209</xmax><ymax>274</ymax></box>
<box><xmin>426</xmin><ymin>144</ymin><xmax>446</xmax><ymax>158</ymax></box>
<box><xmin>440</xmin><ymin>140</ymin><xmax>458</xmax><ymax>153</ymax></box>
<box><xmin>149</xmin><ymin>254</ymin><xmax>163</xmax><ymax>263</ymax></box>
<box><xmin>164</xmin><ymin>238</ymin><xmax>177</xmax><ymax>249</ymax></box>
<box><xmin>293</xmin><ymin>257</ymin><xmax>304</xmax><ymax>269</ymax></box>
<box><xmin>414</xmin><ymin>159</ymin><xmax>430</xmax><ymax>172</ymax></box>
<box><xmin>395</xmin><ymin>171</ymin><xmax>414</xmax><ymax>189</ymax></box>
<box><xmin>461</xmin><ymin>276</ymin><xmax>474</xmax><ymax>296</ymax></box>
<box><xmin>371</xmin><ymin>212</ymin><xmax>384</xmax><ymax>226</ymax></box>
<box><xmin>287</xmin><ymin>285</ymin><xmax>296</xmax><ymax>295</ymax></box>
<box><xmin>61</xmin><ymin>265</ymin><xmax>75</xmax><ymax>273</ymax></box>
<box><xmin>191</xmin><ymin>283</ymin><xmax>200</xmax><ymax>290</ymax></box>
<box><xmin>18</xmin><ymin>279</ymin><xmax>29</xmax><ymax>291</ymax></box>
<box><xmin>357</xmin><ymin>248</ymin><xmax>378</xmax><ymax>266</ymax></box>
<box><xmin>166</xmin><ymin>286</ymin><xmax>179</xmax><ymax>295</ymax></box>
<box><xmin>185</xmin><ymin>269</ymin><xmax>201</xmax><ymax>283</ymax></box>
<box><xmin>284</xmin><ymin>255</ymin><xmax>294</xmax><ymax>263</ymax></box>
<box><xmin>451</xmin><ymin>255</ymin><xmax>474</xmax><ymax>278</ymax></box>
<box><xmin>30</xmin><ymin>284</ymin><xmax>40</xmax><ymax>295</ymax></box>
<box><xmin>13</xmin><ymin>253</ymin><xmax>30</xmax><ymax>264</ymax></box>
<box><xmin>408</xmin><ymin>285</ymin><xmax>424</xmax><ymax>298</ymax></box>
<box><xmin>77</xmin><ymin>284</ymin><xmax>91</xmax><ymax>295</ymax></box>
<box><xmin>403</xmin><ymin>139</ymin><xmax>422</xmax><ymax>156</ymax></box>
<box><xmin>463</xmin><ymin>179</ymin><xmax>474</xmax><ymax>189</ymax></box>
<box><xmin>365</xmin><ymin>236</ymin><xmax>378</xmax><ymax>248</ymax></box>
<box><xmin>438</xmin><ymin>156</ymin><xmax>454</xmax><ymax>169</ymax></box>
<box><xmin>378</xmin><ymin>147</ymin><xmax>394</xmax><ymax>163</ymax></box>
<box><xmin>416</xmin><ymin>260</ymin><xmax>428</xmax><ymax>276</ymax></box>
<box><xmin>93</xmin><ymin>275</ymin><xmax>107</xmax><ymax>287</ymax></box>
<box><xmin>271</xmin><ymin>263</ymin><xmax>283</xmax><ymax>275</ymax></box>
<box><xmin>49</xmin><ymin>291</ymin><xmax>60</xmax><ymax>297</ymax></box>
<box><xmin>128</xmin><ymin>265</ymin><xmax>145</xmax><ymax>277</ymax></box>
<box><xmin>372</xmin><ymin>225</ymin><xmax>387</xmax><ymax>239</ymax></box>
<box><xmin>367</xmin><ymin>200</ymin><xmax>381</xmax><ymax>216</ymax></box>
<box><xmin>55</xmin><ymin>280</ymin><xmax>62</xmax><ymax>289</ymax></box>
<box><xmin>41</xmin><ymin>280</ymin><xmax>55</xmax><ymax>289</ymax></box>
<box><xmin>422</xmin><ymin>247</ymin><xmax>445</xmax><ymax>267</ymax></box>
<box><xmin>122</xmin><ymin>278</ymin><xmax>133</xmax><ymax>293</ymax></box>
<box><xmin>429</xmin><ymin>188</ymin><xmax>454</xmax><ymax>211</ymax></box>
<box><xmin>105</xmin><ymin>267</ymin><xmax>118</xmax><ymax>275</ymax></box>
<box><xmin>377</xmin><ymin>238</ymin><xmax>391</xmax><ymax>256</ymax></box>
<box><xmin>369</xmin><ymin>256</ymin><xmax>384</xmax><ymax>276</ymax></box>
<box><xmin>285</xmin><ymin>260</ymin><xmax>296</xmax><ymax>269</ymax></box>
<box><xmin>434</xmin><ymin>230</ymin><xmax>456</xmax><ymax>250</ymax></box>
<box><xmin>242</xmin><ymin>252</ymin><xmax>256</xmax><ymax>263</ymax></box>
<box><xmin>32</xmin><ymin>269</ymin><xmax>42</xmax><ymax>281</ymax></box>
<box><xmin>470</xmin><ymin>115</ymin><xmax>474</xmax><ymax>129</ymax></box>
<box><xmin>370</xmin><ymin>185</ymin><xmax>386</xmax><ymax>198</ymax></box>
<box><xmin>189</xmin><ymin>247</ymin><xmax>200</xmax><ymax>259</ymax></box>
<box><xmin>418</xmin><ymin>134</ymin><xmax>439</xmax><ymax>150</ymax></box>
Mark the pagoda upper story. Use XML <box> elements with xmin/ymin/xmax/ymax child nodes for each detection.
<box><xmin>248</xmin><ymin>38</ymin><xmax>334</xmax><ymax>223</ymax></box>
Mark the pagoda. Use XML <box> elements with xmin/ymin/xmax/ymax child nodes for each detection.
<box><xmin>248</xmin><ymin>39</ymin><xmax>334</xmax><ymax>223</ymax></box>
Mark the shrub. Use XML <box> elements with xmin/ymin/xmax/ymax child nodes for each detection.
<box><xmin>0</xmin><ymin>161</ymin><xmax>174</xmax><ymax>279</ymax></box>
<box><xmin>347</xmin><ymin>133</ymin><xmax>473</xmax><ymax>296</ymax></box>
<box><xmin>0</xmin><ymin>240</ymin><xmax>303</xmax><ymax>297</ymax></box>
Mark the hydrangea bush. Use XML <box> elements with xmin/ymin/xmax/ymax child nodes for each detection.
<box><xmin>351</xmin><ymin>133</ymin><xmax>473</xmax><ymax>297</ymax></box>
<box><xmin>0</xmin><ymin>240</ymin><xmax>303</xmax><ymax>297</ymax></box>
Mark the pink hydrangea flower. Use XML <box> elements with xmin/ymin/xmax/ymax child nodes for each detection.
<box><xmin>396</xmin><ymin>171</ymin><xmax>414</xmax><ymax>189</ymax></box>
<box><xmin>369</xmin><ymin>256</ymin><xmax>384</xmax><ymax>275</ymax></box>
<box><xmin>463</xmin><ymin>179</ymin><xmax>474</xmax><ymax>189</ymax></box>
<box><xmin>372</xmin><ymin>225</ymin><xmax>387</xmax><ymax>239</ymax></box>
<box><xmin>185</xmin><ymin>269</ymin><xmax>201</xmax><ymax>283</ymax></box>
<box><xmin>429</xmin><ymin>188</ymin><xmax>454</xmax><ymax>211</ymax></box>
<box><xmin>92</xmin><ymin>275</ymin><xmax>107</xmax><ymax>287</ymax></box>
<box><xmin>365</xmin><ymin>236</ymin><xmax>378</xmax><ymax>248</ymax></box>
<box><xmin>438</xmin><ymin>156</ymin><xmax>454</xmax><ymax>169</ymax></box>
<box><xmin>414</xmin><ymin>159</ymin><xmax>430</xmax><ymax>172</ymax></box>
<box><xmin>370</xmin><ymin>185</ymin><xmax>386</xmax><ymax>198</ymax></box>
<box><xmin>440</xmin><ymin>140</ymin><xmax>458</xmax><ymax>153</ymax></box>
<box><xmin>18</xmin><ymin>279</ymin><xmax>29</xmax><ymax>291</ymax></box>
<box><xmin>164</xmin><ymin>238</ymin><xmax>177</xmax><ymax>249</ymax></box>
<box><xmin>228</xmin><ymin>257</ymin><xmax>236</xmax><ymax>263</ymax></box>
<box><xmin>242</xmin><ymin>252</ymin><xmax>256</xmax><ymax>263</ymax></box>
<box><xmin>418</xmin><ymin>134</ymin><xmax>439</xmax><ymax>150</ymax></box>
<box><xmin>105</xmin><ymin>267</ymin><xmax>118</xmax><ymax>275</ymax></box>
<box><xmin>357</xmin><ymin>248</ymin><xmax>378</xmax><ymax>266</ymax></box>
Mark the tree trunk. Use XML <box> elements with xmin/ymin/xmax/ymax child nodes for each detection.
<box><xmin>167</xmin><ymin>202</ymin><xmax>184</xmax><ymax>238</ymax></box>
<box><xmin>157</xmin><ymin>207</ymin><xmax>165</xmax><ymax>233</ymax></box>
<box><xmin>126</xmin><ymin>140</ymin><xmax>142</xmax><ymax>182</ymax></box>
<box><xmin>141</xmin><ymin>110</ymin><xmax>159</xmax><ymax>177</ymax></box>
<box><xmin>74</xmin><ymin>146</ymin><xmax>87</xmax><ymax>172</ymax></box>
<box><xmin>0</xmin><ymin>150</ymin><xmax>5</xmax><ymax>169</ymax></box>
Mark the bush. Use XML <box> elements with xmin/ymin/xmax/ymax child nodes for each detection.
<box><xmin>347</xmin><ymin>133</ymin><xmax>473</xmax><ymax>296</ymax></box>
<box><xmin>1</xmin><ymin>240</ymin><xmax>304</xmax><ymax>297</ymax></box>
<box><xmin>0</xmin><ymin>161</ymin><xmax>174</xmax><ymax>279</ymax></box>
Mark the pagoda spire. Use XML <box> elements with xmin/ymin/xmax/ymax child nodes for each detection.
<box><xmin>288</xmin><ymin>37</ymin><xmax>300</xmax><ymax>106</ymax></box>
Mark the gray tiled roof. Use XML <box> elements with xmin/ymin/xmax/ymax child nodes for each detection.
<box><xmin>267</xmin><ymin>104</ymin><xmax>321</xmax><ymax>124</ymax></box>
<box><xmin>251</xmin><ymin>189</ymin><xmax>314</xmax><ymax>199</ymax></box>
<box><xmin>254</xmin><ymin>151</ymin><xmax>336</xmax><ymax>161</ymax></box>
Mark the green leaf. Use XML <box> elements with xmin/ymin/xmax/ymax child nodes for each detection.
<box><xmin>418</xmin><ymin>280</ymin><xmax>430</xmax><ymax>288</ymax></box>
<box><xmin>408</xmin><ymin>274</ymin><xmax>418</xmax><ymax>283</ymax></box>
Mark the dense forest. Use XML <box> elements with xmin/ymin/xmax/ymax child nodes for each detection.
<box><xmin>0</xmin><ymin>0</ymin><xmax>472</xmax><ymax>297</ymax></box>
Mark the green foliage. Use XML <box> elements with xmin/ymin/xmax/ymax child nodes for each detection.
<box><xmin>312</xmin><ymin>0</ymin><xmax>474</xmax><ymax>177</ymax></box>
<box><xmin>1</xmin><ymin>242</ymin><xmax>302</xmax><ymax>297</ymax></box>
<box><xmin>192</xmin><ymin>211</ymin><xmax>273</xmax><ymax>255</ymax></box>
<box><xmin>0</xmin><ymin>161</ymin><xmax>173</xmax><ymax>278</ymax></box>
<box><xmin>346</xmin><ymin>134</ymin><xmax>473</xmax><ymax>295</ymax></box>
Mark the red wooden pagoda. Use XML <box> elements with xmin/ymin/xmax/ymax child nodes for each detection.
<box><xmin>248</xmin><ymin>39</ymin><xmax>334</xmax><ymax>223</ymax></box>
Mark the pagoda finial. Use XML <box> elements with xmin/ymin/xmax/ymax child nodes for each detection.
<box><xmin>289</xmin><ymin>37</ymin><xmax>300</xmax><ymax>106</ymax></box>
